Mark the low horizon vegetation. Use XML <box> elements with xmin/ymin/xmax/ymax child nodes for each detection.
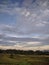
<box><xmin>0</xmin><ymin>49</ymin><xmax>49</xmax><ymax>65</ymax></box>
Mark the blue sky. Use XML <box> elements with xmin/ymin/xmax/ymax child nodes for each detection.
<box><xmin>0</xmin><ymin>0</ymin><xmax>49</xmax><ymax>50</ymax></box>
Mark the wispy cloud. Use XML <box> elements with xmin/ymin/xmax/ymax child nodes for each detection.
<box><xmin>0</xmin><ymin>0</ymin><xmax>49</xmax><ymax>50</ymax></box>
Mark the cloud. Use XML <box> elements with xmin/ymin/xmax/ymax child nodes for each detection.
<box><xmin>0</xmin><ymin>30</ymin><xmax>49</xmax><ymax>49</ymax></box>
<box><xmin>0</xmin><ymin>0</ymin><xmax>49</xmax><ymax>50</ymax></box>
<box><xmin>0</xmin><ymin>45</ymin><xmax>49</xmax><ymax>51</ymax></box>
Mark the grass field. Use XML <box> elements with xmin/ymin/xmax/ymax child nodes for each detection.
<box><xmin>0</xmin><ymin>54</ymin><xmax>49</xmax><ymax>65</ymax></box>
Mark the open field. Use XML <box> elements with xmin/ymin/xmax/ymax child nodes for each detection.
<box><xmin>0</xmin><ymin>54</ymin><xmax>49</xmax><ymax>65</ymax></box>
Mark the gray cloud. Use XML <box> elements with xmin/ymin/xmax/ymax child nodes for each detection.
<box><xmin>0</xmin><ymin>32</ymin><xmax>49</xmax><ymax>48</ymax></box>
<box><xmin>0</xmin><ymin>0</ymin><xmax>49</xmax><ymax>50</ymax></box>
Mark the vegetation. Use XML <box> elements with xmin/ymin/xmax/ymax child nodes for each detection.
<box><xmin>0</xmin><ymin>49</ymin><xmax>49</xmax><ymax>65</ymax></box>
<box><xmin>0</xmin><ymin>49</ymin><xmax>49</xmax><ymax>55</ymax></box>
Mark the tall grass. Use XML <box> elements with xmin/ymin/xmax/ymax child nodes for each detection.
<box><xmin>0</xmin><ymin>54</ymin><xmax>49</xmax><ymax>65</ymax></box>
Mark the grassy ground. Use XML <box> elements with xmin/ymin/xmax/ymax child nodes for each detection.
<box><xmin>0</xmin><ymin>54</ymin><xmax>49</xmax><ymax>65</ymax></box>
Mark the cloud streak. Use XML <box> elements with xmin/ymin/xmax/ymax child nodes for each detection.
<box><xmin>0</xmin><ymin>0</ymin><xmax>49</xmax><ymax>50</ymax></box>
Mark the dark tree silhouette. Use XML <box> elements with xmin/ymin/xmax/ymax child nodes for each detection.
<box><xmin>0</xmin><ymin>49</ymin><xmax>49</xmax><ymax>55</ymax></box>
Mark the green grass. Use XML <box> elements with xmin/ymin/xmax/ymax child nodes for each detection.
<box><xmin>0</xmin><ymin>54</ymin><xmax>49</xmax><ymax>65</ymax></box>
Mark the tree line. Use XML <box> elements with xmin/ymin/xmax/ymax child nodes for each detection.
<box><xmin>0</xmin><ymin>49</ymin><xmax>49</xmax><ymax>55</ymax></box>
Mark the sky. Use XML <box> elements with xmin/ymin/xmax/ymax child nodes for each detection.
<box><xmin>0</xmin><ymin>0</ymin><xmax>49</xmax><ymax>50</ymax></box>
